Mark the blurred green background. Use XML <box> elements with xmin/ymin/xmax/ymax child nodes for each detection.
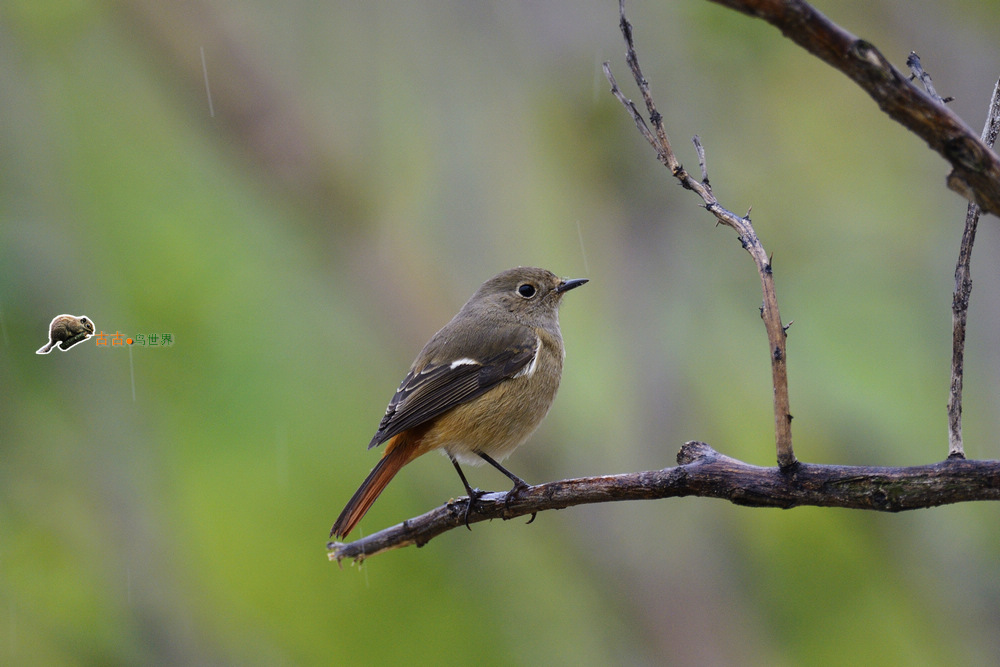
<box><xmin>3</xmin><ymin>0</ymin><xmax>1000</xmax><ymax>664</ymax></box>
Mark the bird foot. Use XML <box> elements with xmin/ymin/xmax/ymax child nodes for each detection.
<box><xmin>503</xmin><ymin>480</ymin><xmax>533</xmax><ymax>523</ymax></box>
<box><xmin>463</xmin><ymin>488</ymin><xmax>487</xmax><ymax>530</ymax></box>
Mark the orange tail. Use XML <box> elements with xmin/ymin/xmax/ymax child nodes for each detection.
<box><xmin>330</xmin><ymin>435</ymin><xmax>418</xmax><ymax>539</ymax></box>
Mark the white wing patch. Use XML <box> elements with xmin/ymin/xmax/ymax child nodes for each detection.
<box><xmin>513</xmin><ymin>335</ymin><xmax>541</xmax><ymax>379</ymax></box>
<box><xmin>449</xmin><ymin>357</ymin><xmax>481</xmax><ymax>369</ymax></box>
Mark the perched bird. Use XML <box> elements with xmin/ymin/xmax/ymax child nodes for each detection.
<box><xmin>330</xmin><ymin>267</ymin><xmax>587</xmax><ymax>539</ymax></box>
<box><xmin>36</xmin><ymin>314</ymin><xmax>96</xmax><ymax>354</ymax></box>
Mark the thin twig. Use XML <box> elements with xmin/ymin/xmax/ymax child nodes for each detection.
<box><xmin>328</xmin><ymin>441</ymin><xmax>1000</xmax><ymax>563</ymax></box>
<box><xmin>906</xmin><ymin>51</ymin><xmax>954</xmax><ymax>105</ymax></box>
<box><xmin>948</xmin><ymin>78</ymin><xmax>1000</xmax><ymax>459</ymax></box>
<box><xmin>693</xmin><ymin>134</ymin><xmax>711</xmax><ymax>188</ymax></box>
<box><xmin>605</xmin><ymin>0</ymin><xmax>794</xmax><ymax>468</ymax></box>
<box><xmin>707</xmin><ymin>0</ymin><xmax>1000</xmax><ymax>217</ymax></box>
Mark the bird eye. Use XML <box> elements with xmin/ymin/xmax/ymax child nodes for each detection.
<box><xmin>517</xmin><ymin>283</ymin><xmax>537</xmax><ymax>298</ymax></box>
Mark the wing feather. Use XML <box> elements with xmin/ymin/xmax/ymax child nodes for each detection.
<box><xmin>367</xmin><ymin>327</ymin><xmax>538</xmax><ymax>449</ymax></box>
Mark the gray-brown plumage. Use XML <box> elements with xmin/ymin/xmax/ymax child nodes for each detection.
<box><xmin>330</xmin><ymin>267</ymin><xmax>587</xmax><ymax>539</ymax></box>
<box><xmin>36</xmin><ymin>314</ymin><xmax>96</xmax><ymax>354</ymax></box>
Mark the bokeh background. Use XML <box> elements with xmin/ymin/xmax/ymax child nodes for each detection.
<box><xmin>3</xmin><ymin>0</ymin><xmax>1000</xmax><ymax>664</ymax></box>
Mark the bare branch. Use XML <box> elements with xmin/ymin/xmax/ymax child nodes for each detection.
<box><xmin>706</xmin><ymin>0</ymin><xmax>1000</xmax><ymax>216</ymax></box>
<box><xmin>605</xmin><ymin>0</ymin><xmax>794</xmax><ymax>467</ymax></box>
<box><xmin>948</xmin><ymin>78</ymin><xmax>1000</xmax><ymax>459</ymax></box>
<box><xmin>328</xmin><ymin>442</ymin><xmax>1000</xmax><ymax>563</ymax></box>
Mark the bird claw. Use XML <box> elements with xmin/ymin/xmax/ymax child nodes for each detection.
<box><xmin>502</xmin><ymin>480</ymin><xmax>530</xmax><ymax>520</ymax></box>
<box><xmin>463</xmin><ymin>488</ymin><xmax>486</xmax><ymax>530</ymax></box>
<box><xmin>463</xmin><ymin>481</ymin><xmax>533</xmax><ymax>527</ymax></box>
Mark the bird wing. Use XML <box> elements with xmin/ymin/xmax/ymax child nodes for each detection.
<box><xmin>367</xmin><ymin>326</ymin><xmax>539</xmax><ymax>449</ymax></box>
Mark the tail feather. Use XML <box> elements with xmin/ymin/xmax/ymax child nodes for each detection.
<box><xmin>330</xmin><ymin>435</ymin><xmax>416</xmax><ymax>539</ymax></box>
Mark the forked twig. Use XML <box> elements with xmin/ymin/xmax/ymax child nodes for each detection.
<box><xmin>707</xmin><ymin>0</ymin><xmax>1000</xmax><ymax>217</ymax></box>
<box><xmin>604</xmin><ymin>0</ymin><xmax>794</xmax><ymax>468</ymax></box>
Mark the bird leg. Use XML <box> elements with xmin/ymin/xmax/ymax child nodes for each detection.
<box><xmin>476</xmin><ymin>452</ymin><xmax>535</xmax><ymax>523</ymax></box>
<box><xmin>450</xmin><ymin>456</ymin><xmax>485</xmax><ymax>531</ymax></box>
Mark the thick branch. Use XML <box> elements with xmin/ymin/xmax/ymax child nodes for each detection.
<box><xmin>707</xmin><ymin>0</ymin><xmax>1000</xmax><ymax>217</ymax></box>
<box><xmin>328</xmin><ymin>441</ymin><xmax>1000</xmax><ymax>563</ymax></box>
<box><xmin>605</xmin><ymin>0</ymin><xmax>794</xmax><ymax>467</ymax></box>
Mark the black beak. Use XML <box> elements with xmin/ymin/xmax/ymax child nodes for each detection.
<box><xmin>556</xmin><ymin>278</ymin><xmax>589</xmax><ymax>293</ymax></box>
